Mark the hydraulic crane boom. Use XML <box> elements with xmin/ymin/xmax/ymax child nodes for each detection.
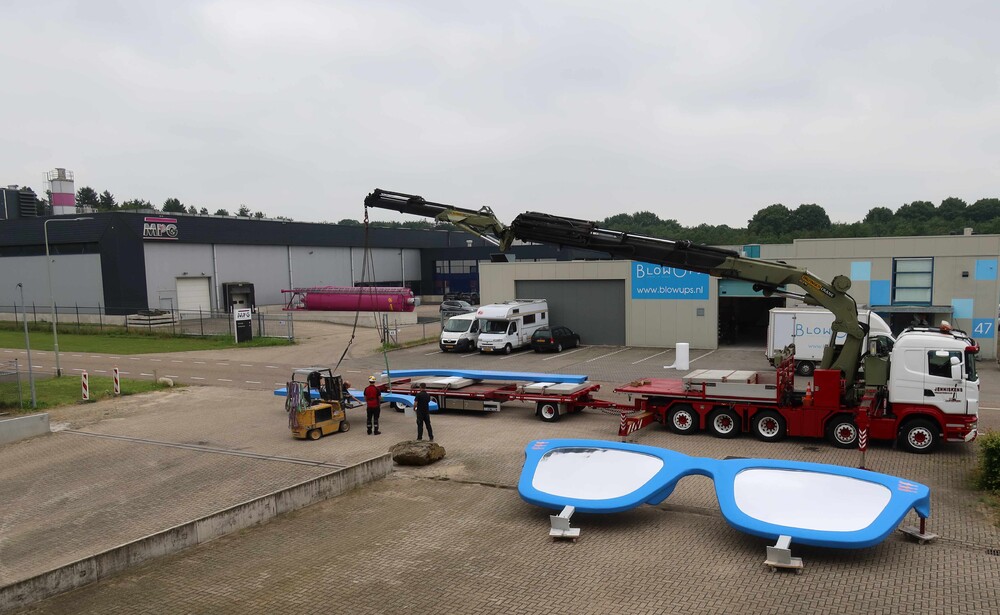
<box><xmin>364</xmin><ymin>189</ymin><xmax>866</xmax><ymax>389</ymax></box>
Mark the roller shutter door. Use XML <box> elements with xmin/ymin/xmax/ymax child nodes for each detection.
<box><xmin>176</xmin><ymin>277</ymin><xmax>212</xmax><ymax>313</ymax></box>
<box><xmin>515</xmin><ymin>279</ymin><xmax>625</xmax><ymax>345</ymax></box>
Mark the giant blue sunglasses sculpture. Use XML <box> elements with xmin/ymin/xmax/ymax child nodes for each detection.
<box><xmin>518</xmin><ymin>439</ymin><xmax>931</xmax><ymax>559</ymax></box>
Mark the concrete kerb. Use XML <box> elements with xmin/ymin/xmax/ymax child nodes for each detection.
<box><xmin>0</xmin><ymin>414</ymin><xmax>50</xmax><ymax>446</ymax></box>
<box><xmin>0</xmin><ymin>453</ymin><xmax>393</xmax><ymax>613</ymax></box>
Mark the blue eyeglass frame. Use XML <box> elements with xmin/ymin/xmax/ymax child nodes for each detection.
<box><xmin>518</xmin><ymin>439</ymin><xmax>930</xmax><ymax>549</ymax></box>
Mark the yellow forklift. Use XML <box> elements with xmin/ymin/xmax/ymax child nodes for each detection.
<box><xmin>285</xmin><ymin>367</ymin><xmax>357</xmax><ymax>440</ymax></box>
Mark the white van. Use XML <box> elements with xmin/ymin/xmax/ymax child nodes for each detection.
<box><xmin>439</xmin><ymin>312</ymin><xmax>480</xmax><ymax>352</ymax></box>
<box><xmin>475</xmin><ymin>299</ymin><xmax>549</xmax><ymax>354</ymax></box>
<box><xmin>766</xmin><ymin>307</ymin><xmax>895</xmax><ymax>376</ymax></box>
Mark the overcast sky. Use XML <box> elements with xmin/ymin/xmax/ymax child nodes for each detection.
<box><xmin>3</xmin><ymin>1</ymin><xmax>998</xmax><ymax>227</ymax></box>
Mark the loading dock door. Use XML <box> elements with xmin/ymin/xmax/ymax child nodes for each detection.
<box><xmin>515</xmin><ymin>280</ymin><xmax>625</xmax><ymax>345</ymax></box>
<box><xmin>176</xmin><ymin>277</ymin><xmax>212</xmax><ymax>314</ymax></box>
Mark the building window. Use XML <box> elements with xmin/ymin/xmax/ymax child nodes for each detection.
<box><xmin>893</xmin><ymin>258</ymin><xmax>933</xmax><ymax>304</ymax></box>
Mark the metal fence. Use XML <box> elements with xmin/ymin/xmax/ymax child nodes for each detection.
<box><xmin>0</xmin><ymin>304</ymin><xmax>294</xmax><ymax>340</ymax></box>
<box><xmin>0</xmin><ymin>359</ymin><xmax>23</xmax><ymax>411</ymax></box>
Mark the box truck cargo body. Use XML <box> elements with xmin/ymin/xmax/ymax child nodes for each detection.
<box><xmin>767</xmin><ymin>307</ymin><xmax>894</xmax><ymax>376</ymax></box>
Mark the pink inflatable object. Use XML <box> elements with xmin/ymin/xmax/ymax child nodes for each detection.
<box><xmin>291</xmin><ymin>286</ymin><xmax>416</xmax><ymax>312</ymax></box>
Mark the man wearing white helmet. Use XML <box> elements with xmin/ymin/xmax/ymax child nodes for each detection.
<box><xmin>363</xmin><ymin>375</ymin><xmax>382</xmax><ymax>435</ymax></box>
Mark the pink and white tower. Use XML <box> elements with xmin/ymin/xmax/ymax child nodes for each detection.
<box><xmin>46</xmin><ymin>168</ymin><xmax>76</xmax><ymax>215</ymax></box>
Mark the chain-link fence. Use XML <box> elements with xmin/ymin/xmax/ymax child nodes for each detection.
<box><xmin>0</xmin><ymin>359</ymin><xmax>23</xmax><ymax>411</ymax></box>
<box><xmin>0</xmin><ymin>304</ymin><xmax>294</xmax><ymax>340</ymax></box>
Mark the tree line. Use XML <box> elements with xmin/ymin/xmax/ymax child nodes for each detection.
<box><xmin>73</xmin><ymin>186</ymin><xmax>271</xmax><ymax>219</ymax></box>
<box><xmin>602</xmin><ymin>197</ymin><xmax>1000</xmax><ymax>245</ymax></box>
<box><xmin>66</xmin><ymin>187</ymin><xmax>1000</xmax><ymax>242</ymax></box>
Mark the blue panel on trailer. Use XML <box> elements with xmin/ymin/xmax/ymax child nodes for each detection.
<box><xmin>381</xmin><ymin>369</ymin><xmax>588</xmax><ymax>384</ymax></box>
<box><xmin>273</xmin><ymin>387</ymin><xmax>438</xmax><ymax>411</ymax></box>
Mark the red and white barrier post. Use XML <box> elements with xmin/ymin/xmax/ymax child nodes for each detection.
<box><xmin>81</xmin><ymin>371</ymin><xmax>90</xmax><ymax>401</ymax></box>
<box><xmin>113</xmin><ymin>367</ymin><xmax>120</xmax><ymax>396</ymax></box>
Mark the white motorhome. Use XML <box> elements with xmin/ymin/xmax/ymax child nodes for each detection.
<box><xmin>439</xmin><ymin>312</ymin><xmax>480</xmax><ymax>352</ymax></box>
<box><xmin>767</xmin><ymin>307</ymin><xmax>895</xmax><ymax>376</ymax></box>
<box><xmin>475</xmin><ymin>299</ymin><xmax>549</xmax><ymax>354</ymax></box>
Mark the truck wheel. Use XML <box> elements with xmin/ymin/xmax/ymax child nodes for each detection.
<box><xmin>391</xmin><ymin>401</ymin><xmax>406</xmax><ymax>412</ymax></box>
<box><xmin>339</xmin><ymin>420</ymin><xmax>350</xmax><ymax>433</ymax></box>
<box><xmin>825</xmin><ymin>415</ymin><xmax>858</xmax><ymax>448</ymax></box>
<box><xmin>898</xmin><ymin>419</ymin><xmax>939</xmax><ymax>454</ymax></box>
<box><xmin>667</xmin><ymin>405</ymin><xmax>698</xmax><ymax>435</ymax></box>
<box><xmin>797</xmin><ymin>361</ymin><xmax>815</xmax><ymax>377</ymax></box>
<box><xmin>752</xmin><ymin>411</ymin><xmax>786</xmax><ymax>442</ymax></box>
<box><xmin>308</xmin><ymin>429</ymin><xmax>322</xmax><ymax>441</ymax></box>
<box><xmin>708</xmin><ymin>408</ymin><xmax>741</xmax><ymax>438</ymax></box>
<box><xmin>538</xmin><ymin>402</ymin><xmax>560</xmax><ymax>422</ymax></box>
<box><xmin>503</xmin><ymin>343</ymin><xmax>513</xmax><ymax>355</ymax></box>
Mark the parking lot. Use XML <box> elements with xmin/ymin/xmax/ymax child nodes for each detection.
<box><xmin>3</xmin><ymin>321</ymin><xmax>1000</xmax><ymax>614</ymax></box>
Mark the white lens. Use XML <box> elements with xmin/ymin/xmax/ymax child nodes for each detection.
<box><xmin>532</xmin><ymin>448</ymin><xmax>663</xmax><ymax>500</ymax></box>
<box><xmin>733</xmin><ymin>469</ymin><xmax>892</xmax><ymax>532</ymax></box>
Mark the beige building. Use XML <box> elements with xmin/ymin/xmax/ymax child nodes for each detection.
<box><xmin>479</xmin><ymin>232</ymin><xmax>1000</xmax><ymax>359</ymax></box>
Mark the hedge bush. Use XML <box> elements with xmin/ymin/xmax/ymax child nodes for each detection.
<box><xmin>976</xmin><ymin>430</ymin><xmax>1000</xmax><ymax>491</ymax></box>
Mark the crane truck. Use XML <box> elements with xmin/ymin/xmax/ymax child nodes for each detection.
<box><xmin>363</xmin><ymin>189</ymin><xmax>980</xmax><ymax>453</ymax></box>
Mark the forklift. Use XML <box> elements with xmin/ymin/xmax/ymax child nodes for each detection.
<box><xmin>285</xmin><ymin>367</ymin><xmax>357</xmax><ymax>440</ymax></box>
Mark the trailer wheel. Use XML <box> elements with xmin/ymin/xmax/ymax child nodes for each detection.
<box><xmin>752</xmin><ymin>411</ymin><xmax>786</xmax><ymax>442</ymax></box>
<box><xmin>797</xmin><ymin>361</ymin><xmax>815</xmax><ymax>377</ymax></box>
<box><xmin>308</xmin><ymin>429</ymin><xmax>322</xmax><ymax>441</ymax></box>
<box><xmin>826</xmin><ymin>415</ymin><xmax>858</xmax><ymax>448</ymax></box>
<box><xmin>708</xmin><ymin>408</ymin><xmax>741</xmax><ymax>439</ymax></box>
<box><xmin>538</xmin><ymin>402</ymin><xmax>560</xmax><ymax>422</ymax></box>
<box><xmin>667</xmin><ymin>405</ymin><xmax>698</xmax><ymax>435</ymax></box>
<box><xmin>391</xmin><ymin>401</ymin><xmax>406</xmax><ymax>412</ymax></box>
<box><xmin>898</xmin><ymin>419</ymin><xmax>939</xmax><ymax>454</ymax></box>
<box><xmin>339</xmin><ymin>420</ymin><xmax>350</xmax><ymax>433</ymax></box>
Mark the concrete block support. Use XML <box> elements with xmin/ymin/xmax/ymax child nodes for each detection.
<box><xmin>0</xmin><ymin>414</ymin><xmax>50</xmax><ymax>446</ymax></box>
<box><xmin>0</xmin><ymin>453</ymin><xmax>392</xmax><ymax>613</ymax></box>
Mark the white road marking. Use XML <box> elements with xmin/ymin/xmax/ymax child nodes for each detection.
<box><xmin>164</xmin><ymin>375</ymin><xmax>179</xmax><ymax>378</ymax></box>
<box><xmin>140</xmin><ymin>373</ymin><xmax>153</xmax><ymax>376</ymax></box>
<box><xmin>266</xmin><ymin>366</ymin><xmax>279</xmax><ymax>369</ymax></box>
<box><xmin>586</xmin><ymin>347</ymin><xmax>629</xmax><ymax>363</ymax></box>
<box><xmin>216</xmin><ymin>363</ymin><xmax>229</xmax><ymax>366</ymax></box>
<box><xmin>218</xmin><ymin>378</ymin><xmax>233</xmax><ymax>382</ymax></box>
<box><xmin>689</xmin><ymin>350</ymin><xmax>716</xmax><ymax>364</ymax></box>
<box><xmin>119</xmin><ymin>371</ymin><xmax>130</xmax><ymax>375</ymax></box>
<box><xmin>94</xmin><ymin>369</ymin><xmax>107</xmax><ymax>373</ymax></box>
<box><xmin>72</xmin><ymin>368</ymin><xmax>84</xmax><ymax>372</ymax></box>
<box><xmin>194</xmin><ymin>361</ymin><xmax>206</xmax><ymax>364</ymax></box>
<box><xmin>633</xmin><ymin>350</ymin><xmax>669</xmax><ymax>365</ymax></box>
<box><xmin>241</xmin><ymin>364</ymin><xmax>253</xmax><ymax>367</ymax></box>
<box><xmin>424</xmin><ymin>350</ymin><xmax>443</xmax><ymax>355</ymax></box>
<box><xmin>542</xmin><ymin>348</ymin><xmax>585</xmax><ymax>361</ymax></box>
<box><xmin>89</xmin><ymin>355</ymin><xmax>102</xmax><ymax>358</ymax></box>
<box><xmin>346</xmin><ymin>370</ymin><xmax>361</xmax><ymax>373</ymax></box>
<box><xmin>191</xmin><ymin>377</ymin><xmax>205</xmax><ymax>380</ymax></box>
<box><xmin>150</xmin><ymin>359</ymin><xmax>162</xmax><ymax>362</ymax></box>
<box><xmin>130</xmin><ymin>357</ymin><xmax>140</xmax><ymax>360</ymax></box>
<box><xmin>171</xmin><ymin>360</ymin><xmax>183</xmax><ymax>363</ymax></box>
<box><xmin>108</xmin><ymin>356</ymin><xmax>120</xmax><ymax>359</ymax></box>
<box><xmin>246</xmin><ymin>380</ymin><xmax>261</xmax><ymax>384</ymax></box>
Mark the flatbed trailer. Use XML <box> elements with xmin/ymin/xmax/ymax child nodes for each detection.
<box><xmin>380</xmin><ymin>373</ymin><xmax>603</xmax><ymax>422</ymax></box>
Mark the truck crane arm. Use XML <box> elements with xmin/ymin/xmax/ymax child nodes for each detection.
<box><xmin>364</xmin><ymin>189</ymin><xmax>866</xmax><ymax>387</ymax></box>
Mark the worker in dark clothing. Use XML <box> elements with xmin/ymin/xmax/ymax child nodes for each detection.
<box><xmin>413</xmin><ymin>383</ymin><xmax>434</xmax><ymax>441</ymax></box>
<box><xmin>364</xmin><ymin>375</ymin><xmax>382</xmax><ymax>435</ymax></box>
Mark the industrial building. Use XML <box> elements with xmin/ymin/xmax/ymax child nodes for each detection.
<box><xmin>2</xmin><ymin>192</ymin><xmax>998</xmax><ymax>358</ymax></box>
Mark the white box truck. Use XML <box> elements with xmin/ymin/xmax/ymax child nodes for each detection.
<box><xmin>439</xmin><ymin>312</ymin><xmax>480</xmax><ymax>352</ymax></box>
<box><xmin>767</xmin><ymin>307</ymin><xmax>894</xmax><ymax>376</ymax></box>
<box><xmin>475</xmin><ymin>299</ymin><xmax>548</xmax><ymax>354</ymax></box>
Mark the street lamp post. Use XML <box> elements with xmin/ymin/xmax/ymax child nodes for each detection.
<box><xmin>16</xmin><ymin>283</ymin><xmax>37</xmax><ymax>408</ymax></box>
<box><xmin>44</xmin><ymin>216</ymin><xmax>92</xmax><ymax>377</ymax></box>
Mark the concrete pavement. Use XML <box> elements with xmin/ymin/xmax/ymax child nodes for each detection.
<box><xmin>2</xmin><ymin>320</ymin><xmax>1000</xmax><ymax>614</ymax></box>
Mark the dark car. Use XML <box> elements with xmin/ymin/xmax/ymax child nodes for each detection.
<box><xmin>444</xmin><ymin>292</ymin><xmax>480</xmax><ymax>305</ymax></box>
<box><xmin>440</xmin><ymin>300</ymin><xmax>475</xmax><ymax>317</ymax></box>
<box><xmin>530</xmin><ymin>326</ymin><xmax>581</xmax><ymax>353</ymax></box>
